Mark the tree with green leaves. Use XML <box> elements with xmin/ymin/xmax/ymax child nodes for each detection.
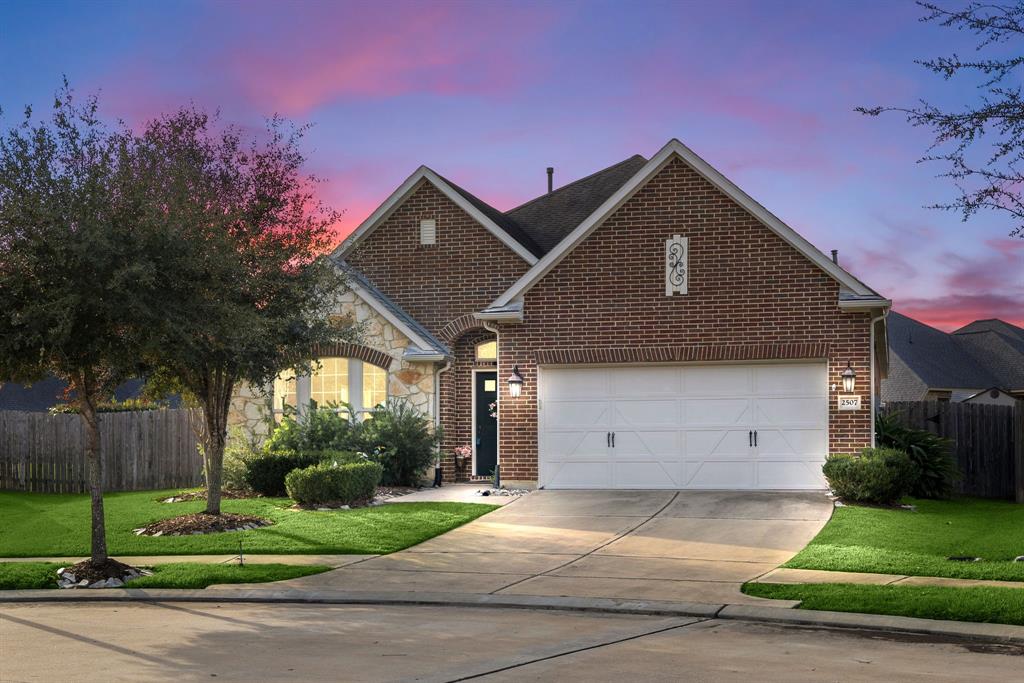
<box><xmin>0</xmin><ymin>88</ymin><xmax>168</xmax><ymax>567</ymax></box>
<box><xmin>136</xmin><ymin>108</ymin><xmax>356</xmax><ymax>516</ymax></box>
<box><xmin>859</xmin><ymin>1</ymin><xmax>1024</xmax><ymax>238</ymax></box>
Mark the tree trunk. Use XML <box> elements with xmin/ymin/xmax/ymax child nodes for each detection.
<box><xmin>202</xmin><ymin>372</ymin><xmax>235</xmax><ymax>515</ymax></box>
<box><xmin>80</xmin><ymin>399</ymin><xmax>108</xmax><ymax>564</ymax></box>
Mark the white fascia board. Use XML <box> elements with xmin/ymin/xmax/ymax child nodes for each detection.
<box><xmin>474</xmin><ymin>308</ymin><xmax>524</xmax><ymax>323</ymax></box>
<box><xmin>333</xmin><ymin>167</ymin><xmax>538</xmax><ymax>266</ymax></box>
<box><xmin>402</xmin><ymin>349</ymin><xmax>447</xmax><ymax>363</ymax></box>
<box><xmin>345</xmin><ymin>280</ymin><xmax>438</xmax><ymax>353</ymax></box>
<box><xmin>492</xmin><ymin>139</ymin><xmax>876</xmax><ymax>307</ymax></box>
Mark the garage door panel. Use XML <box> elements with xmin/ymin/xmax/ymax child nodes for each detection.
<box><xmin>682</xmin><ymin>366</ymin><xmax>751</xmax><ymax>395</ymax></box>
<box><xmin>755</xmin><ymin>429</ymin><xmax>827</xmax><ymax>457</ymax></box>
<box><xmin>544</xmin><ymin>369</ymin><xmax>608</xmax><ymax>398</ymax></box>
<box><xmin>755</xmin><ymin>364</ymin><xmax>826</xmax><ymax>395</ymax></box>
<box><xmin>609</xmin><ymin>367</ymin><xmax>681</xmax><ymax>396</ymax></box>
<box><xmin>544</xmin><ymin>401</ymin><xmax>609</xmax><ymax>428</ymax></box>
<box><xmin>613</xmin><ymin>460</ymin><xmax>680</xmax><ymax>488</ymax></box>
<box><xmin>685</xmin><ymin>460</ymin><xmax>756</xmax><ymax>489</ymax></box>
<box><xmin>543</xmin><ymin>430</ymin><xmax>611</xmax><ymax>458</ymax></box>
<box><xmin>757</xmin><ymin>461</ymin><xmax>826</xmax><ymax>489</ymax></box>
<box><xmin>613</xmin><ymin>400</ymin><xmax>679</xmax><ymax>426</ymax></box>
<box><xmin>685</xmin><ymin>429</ymin><xmax>753</xmax><ymax>459</ymax></box>
<box><xmin>683</xmin><ymin>398</ymin><xmax>751</xmax><ymax>427</ymax></box>
<box><xmin>755</xmin><ymin>397</ymin><xmax>827</xmax><ymax>426</ymax></box>
<box><xmin>545</xmin><ymin>460</ymin><xmax>610</xmax><ymax>489</ymax></box>
<box><xmin>610</xmin><ymin>430</ymin><xmax>679</xmax><ymax>457</ymax></box>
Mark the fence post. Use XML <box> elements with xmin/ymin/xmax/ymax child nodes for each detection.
<box><xmin>1015</xmin><ymin>402</ymin><xmax>1024</xmax><ymax>504</ymax></box>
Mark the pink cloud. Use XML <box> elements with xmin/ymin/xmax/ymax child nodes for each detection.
<box><xmin>896</xmin><ymin>294</ymin><xmax>1024</xmax><ymax>331</ymax></box>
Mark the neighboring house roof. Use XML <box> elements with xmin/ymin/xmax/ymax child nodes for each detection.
<box><xmin>335</xmin><ymin>260</ymin><xmax>450</xmax><ymax>359</ymax></box>
<box><xmin>503</xmin><ymin>155</ymin><xmax>648</xmax><ymax>254</ymax></box>
<box><xmin>0</xmin><ymin>377</ymin><xmax>149</xmax><ymax>412</ymax></box>
<box><xmin>953</xmin><ymin>318</ymin><xmax>1024</xmax><ymax>342</ymax></box>
<box><xmin>886</xmin><ymin>312</ymin><xmax>1024</xmax><ymax>392</ymax></box>
<box><xmin>491</xmin><ymin>139</ymin><xmax>882</xmax><ymax>308</ymax></box>
<box><xmin>961</xmin><ymin>386</ymin><xmax>1018</xmax><ymax>402</ymax></box>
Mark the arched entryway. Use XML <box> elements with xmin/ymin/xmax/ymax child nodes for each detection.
<box><xmin>439</xmin><ymin>327</ymin><xmax>498</xmax><ymax>482</ymax></box>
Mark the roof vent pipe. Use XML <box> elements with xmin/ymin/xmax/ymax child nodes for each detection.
<box><xmin>831</xmin><ymin>249</ymin><xmax>839</xmax><ymax>264</ymax></box>
<box><xmin>546</xmin><ymin>167</ymin><xmax>554</xmax><ymax>194</ymax></box>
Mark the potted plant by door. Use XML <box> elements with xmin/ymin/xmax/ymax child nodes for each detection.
<box><xmin>453</xmin><ymin>445</ymin><xmax>472</xmax><ymax>478</ymax></box>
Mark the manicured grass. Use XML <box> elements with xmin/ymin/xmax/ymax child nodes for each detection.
<box><xmin>785</xmin><ymin>497</ymin><xmax>1024</xmax><ymax>581</ymax></box>
<box><xmin>0</xmin><ymin>561</ymin><xmax>329</xmax><ymax>590</ymax></box>
<box><xmin>743</xmin><ymin>582</ymin><xmax>1024</xmax><ymax>627</ymax></box>
<box><xmin>0</xmin><ymin>490</ymin><xmax>498</xmax><ymax>557</ymax></box>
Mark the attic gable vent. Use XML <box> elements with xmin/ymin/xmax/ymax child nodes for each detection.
<box><xmin>420</xmin><ymin>219</ymin><xmax>437</xmax><ymax>245</ymax></box>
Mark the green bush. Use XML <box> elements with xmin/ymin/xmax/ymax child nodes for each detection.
<box><xmin>358</xmin><ymin>399</ymin><xmax>440</xmax><ymax>486</ymax></box>
<box><xmin>823</xmin><ymin>448</ymin><xmax>920</xmax><ymax>505</ymax></box>
<box><xmin>265</xmin><ymin>407</ymin><xmax>360</xmax><ymax>453</ymax></box>
<box><xmin>222</xmin><ymin>432</ymin><xmax>259</xmax><ymax>491</ymax></box>
<box><xmin>285</xmin><ymin>461</ymin><xmax>383</xmax><ymax>506</ymax></box>
<box><xmin>244</xmin><ymin>449</ymin><xmax>363</xmax><ymax>496</ymax></box>
<box><xmin>876</xmin><ymin>413</ymin><xmax>958</xmax><ymax>499</ymax></box>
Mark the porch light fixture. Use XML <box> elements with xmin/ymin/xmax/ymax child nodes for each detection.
<box><xmin>841</xmin><ymin>361</ymin><xmax>856</xmax><ymax>393</ymax></box>
<box><xmin>507</xmin><ymin>365</ymin><xmax>524</xmax><ymax>398</ymax></box>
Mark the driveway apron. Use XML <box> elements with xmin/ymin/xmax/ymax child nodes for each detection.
<box><xmin>235</xmin><ymin>490</ymin><xmax>833</xmax><ymax>606</ymax></box>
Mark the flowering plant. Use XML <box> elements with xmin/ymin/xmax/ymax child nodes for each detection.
<box><xmin>488</xmin><ymin>402</ymin><xmax>497</xmax><ymax>419</ymax></box>
<box><xmin>453</xmin><ymin>445</ymin><xmax>472</xmax><ymax>460</ymax></box>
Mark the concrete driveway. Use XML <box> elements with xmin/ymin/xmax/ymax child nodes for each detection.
<box><xmin>267</xmin><ymin>490</ymin><xmax>833</xmax><ymax>605</ymax></box>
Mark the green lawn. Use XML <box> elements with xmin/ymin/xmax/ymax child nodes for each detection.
<box><xmin>743</xmin><ymin>582</ymin><xmax>1024</xmax><ymax>627</ymax></box>
<box><xmin>0</xmin><ymin>561</ymin><xmax>329</xmax><ymax>590</ymax></box>
<box><xmin>0</xmin><ymin>490</ymin><xmax>497</xmax><ymax>557</ymax></box>
<box><xmin>785</xmin><ymin>497</ymin><xmax>1024</xmax><ymax>581</ymax></box>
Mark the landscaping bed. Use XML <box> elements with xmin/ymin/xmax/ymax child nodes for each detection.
<box><xmin>784</xmin><ymin>497</ymin><xmax>1024</xmax><ymax>582</ymax></box>
<box><xmin>1</xmin><ymin>561</ymin><xmax>329</xmax><ymax>590</ymax></box>
<box><xmin>0</xmin><ymin>490</ymin><xmax>498</xmax><ymax>556</ymax></box>
<box><xmin>134</xmin><ymin>512</ymin><xmax>272</xmax><ymax>537</ymax></box>
<box><xmin>743</xmin><ymin>582</ymin><xmax>1024</xmax><ymax>627</ymax></box>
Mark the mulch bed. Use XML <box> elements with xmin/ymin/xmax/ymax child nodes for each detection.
<box><xmin>57</xmin><ymin>558</ymin><xmax>152</xmax><ymax>588</ymax></box>
<box><xmin>134</xmin><ymin>513</ymin><xmax>272</xmax><ymax>537</ymax></box>
<box><xmin>160</xmin><ymin>489</ymin><xmax>255</xmax><ymax>503</ymax></box>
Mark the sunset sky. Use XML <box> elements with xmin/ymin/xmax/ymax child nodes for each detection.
<box><xmin>2</xmin><ymin>0</ymin><xmax>1021</xmax><ymax>330</ymax></box>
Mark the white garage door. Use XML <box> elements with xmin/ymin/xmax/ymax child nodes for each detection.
<box><xmin>538</xmin><ymin>362</ymin><xmax>828</xmax><ymax>490</ymax></box>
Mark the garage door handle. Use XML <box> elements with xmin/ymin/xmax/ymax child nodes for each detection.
<box><xmin>749</xmin><ymin>430</ymin><xmax>752</xmax><ymax>447</ymax></box>
<box><xmin>754</xmin><ymin>430</ymin><xmax>758</xmax><ymax>447</ymax></box>
<box><xmin>607</xmin><ymin>432</ymin><xmax>611</xmax><ymax>447</ymax></box>
<box><xmin>611</xmin><ymin>432</ymin><xmax>615</xmax><ymax>448</ymax></box>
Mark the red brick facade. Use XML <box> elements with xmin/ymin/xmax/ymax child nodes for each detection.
<box><xmin>344</xmin><ymin>157</ymin><xmax>876</xmax><ymax>484</ymax></box>
<box><xmin>493</xmin><ymin>158</ymin><xmax>873</xmax><ymax>481</ymax></box>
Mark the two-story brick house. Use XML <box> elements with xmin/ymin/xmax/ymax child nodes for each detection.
<box><xmin>231</xmin><ymin>139</ymin><xmax>890</xmax><ymax>490</ymax></box>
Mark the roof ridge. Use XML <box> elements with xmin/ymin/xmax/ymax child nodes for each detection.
<box><xmin>504</xmin><ymin>154</ymin><xmax>647</xmax><ymax>215</ymax></box>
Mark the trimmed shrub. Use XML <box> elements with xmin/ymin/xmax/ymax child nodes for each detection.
<box><xmin>244</xmin><ymin>449</ymin><xmax>363</xmax><ymax>496</ymax></box>
<box><xmin>823</xmin><ymin>448</ymin><xmax>919</xmax><ymax>505</ymax></box>
<box><xmin>358</xmin><ymin>399</ymin><xmax>440</xmax><ymax>486</ymax></box>
<box><xmin>265</xmin><ymin>407</ymin><xmax>361</xmax><ymax>453</ymax></box>
<box><xmin>285</xmin><ymin>461</ymin><xmax>383</xmax><ymax>506</ymax></box>
<box><xmin>876</xmin><ymin>412</ymin><xmax>958</xmax><ymax>499</ymax></box>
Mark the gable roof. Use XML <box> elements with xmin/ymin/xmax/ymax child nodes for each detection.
<box><xmin>887</xmin><ymin>312</ymin><xmax>1024</xmax><ymax>391</ymax></box>
<box><xmin>491</xmin><ymin>139</ymin><xmax>880</xmax><ymax>308</ymax></box>
<box><xmin>504</xmin><ymin>155</ymin><xmax>648</xmax><ymax>254</ymax></box>
<box><xmin>436</xmin><ymin>175</ymin><xmax>544</xmax><ymax>258</ymax></box>
<box><xmin>953</xmin><ymin>319</ymin><xmax>1024</xmax><ymax>343</ymax></box>
<box><xmin>335</xmin><ymin>260</ymin><xmax>449</xmax><ymax>358</ymax></box>
<box><xmin>334</xmin><ymin>167</ymin><xmax>541</xmax><ymax>265</ymax></box>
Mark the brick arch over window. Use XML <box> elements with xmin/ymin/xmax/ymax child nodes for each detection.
<box><xmin>312</xmin><ymin>342</ymin><xmax>393</xmax><ymax>371</ymax></box>
<box><xmin>439</xmin><ymin>314</ymin><xmax>481</xmax><ymax>344</ymax></box>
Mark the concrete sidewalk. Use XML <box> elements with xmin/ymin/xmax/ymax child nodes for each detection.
<box><xmin>754</xmin><ymin>567</ymin><xmax>1024</xmax><ymax>590</ymax></box>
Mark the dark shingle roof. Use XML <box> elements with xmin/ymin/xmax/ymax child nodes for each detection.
<box><xmin>953</xmin><ymin>319</ymin><xmax>1024</xmax><ymax>343</ymax></box>
<box><xmin>0</xmin><ymin>377</ymin><xmax>152</xmax><ymax>412</ymax></box>
<box><xmin>888</xmin><ymin>312</ymin><xmax>1024</xmax><ymax>391</ymax></box>
<box><xmin>504</xmin><ymin>155</ymin><xmax>648</xmax><ymax>254</ymax></box>
<box><xmin>438</xmin><ymin>176</ymin><xmax>546</xmax><ymax>258</ymax></box>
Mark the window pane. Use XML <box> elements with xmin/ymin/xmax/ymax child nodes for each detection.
<box><xmin>363</xmin><ymin>364</ymin><xmax>388</xmax><ymax>412</ymax></box>
<box><xmin>311</xmin><ymin>357</ymin><xmax>349</xmax><ymax>407</ymax></box>
<box><xmin>273</xmin><ymin>369</ymin><xmax>296</xmax><ymax>415</ymax></box>
<box><xmin>475</xmin><ymin>340</ymin><xmax>497</xmax><ymax>360</ymax></box>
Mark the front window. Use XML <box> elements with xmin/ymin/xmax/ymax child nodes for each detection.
<box><xmin>275</xmin><ymin>357</ymin><xmax>388</xmax><ymax>421</ymax></box>
<box><xmin>475</xmin><ymin>340</ymin><xmax>497</xmax><ymax>361</ymax></box>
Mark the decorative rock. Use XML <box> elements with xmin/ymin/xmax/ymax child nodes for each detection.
<box><xmin>152</xmin><ymin>531</ymin><xmax>163</xmax><ymax>537</ymax></box>
<box><xmin>77</xmin><ymin>579</ymin><xmax>89</xmax><ymax>586</ymax></box>
<box><xmin>1014</xmin><ymin>555</ymin><xmax>1024</xmax><ymax>562</ymax></box>
<box><xmin>834</xmin><ymin>500</ymin><xmax>846</xmax><ymax>507</ymax></box>
<box><xmin>105</xmin><ymin>578</ymin><xmax>124</xmax><ymax>588</ymax></box>
<box><xmin>88</xmin><ymin>580</ymin><xmax>106</xmax><ymax>589</ymax></box>
<box><xmin>339</xmin><ymin>505</ymin><xmax>350</xmax><ymax>510</ymax></box>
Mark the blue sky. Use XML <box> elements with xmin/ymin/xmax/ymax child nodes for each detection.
<box><xmin>2</xmin><ymin>0</ymin><xmax>1021</xmax><ymax>328</ymax></box>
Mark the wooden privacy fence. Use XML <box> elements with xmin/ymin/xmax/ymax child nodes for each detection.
<box><xmin>0</xmin><ymin>408</ymin><xmax>204</xmax><ymax>493</ymax></box>
<box><xmin>881</xmin><ymin>401</ymin><xmax>1024</xmax><ymax>502</ymax></box>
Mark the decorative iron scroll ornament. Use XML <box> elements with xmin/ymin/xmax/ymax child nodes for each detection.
<box><xmin>665</xmin><ymin>234</ymin><xmax>688</xmax><ymax>295</ymax></box>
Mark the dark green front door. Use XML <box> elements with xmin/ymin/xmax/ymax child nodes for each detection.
<box><xmin>474</xmin><ymin>371</ymin><xmax>498</xmax><ymax>477</ymax></box>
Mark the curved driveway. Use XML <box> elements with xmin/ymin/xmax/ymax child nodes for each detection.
<box><xmin>272</xmin><ymin>490</ymin><xmax>833</xmax><ymax>606</ymax></box>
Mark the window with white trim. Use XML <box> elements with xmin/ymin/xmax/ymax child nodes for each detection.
<box><xmin>274</xmin><ymin>357</ymin><xmax>388</xmax><ymax>421</ymax></box>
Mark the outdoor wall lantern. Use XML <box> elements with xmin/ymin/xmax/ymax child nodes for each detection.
<box><xmin>507</xmin><ymin>365</ymin><xmax>524</xmax><ymax>398</ymax></box>
<box><xmin>841</xmin><ymin>361</ymin><xmax>857</xmax><ymax>393</ymax></box>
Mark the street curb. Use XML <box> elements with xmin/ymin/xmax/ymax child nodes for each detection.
<box><xmin>2</xmin><ymin>588</ymin><xmax>1023</xmax><ymax>644</ymax></box>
